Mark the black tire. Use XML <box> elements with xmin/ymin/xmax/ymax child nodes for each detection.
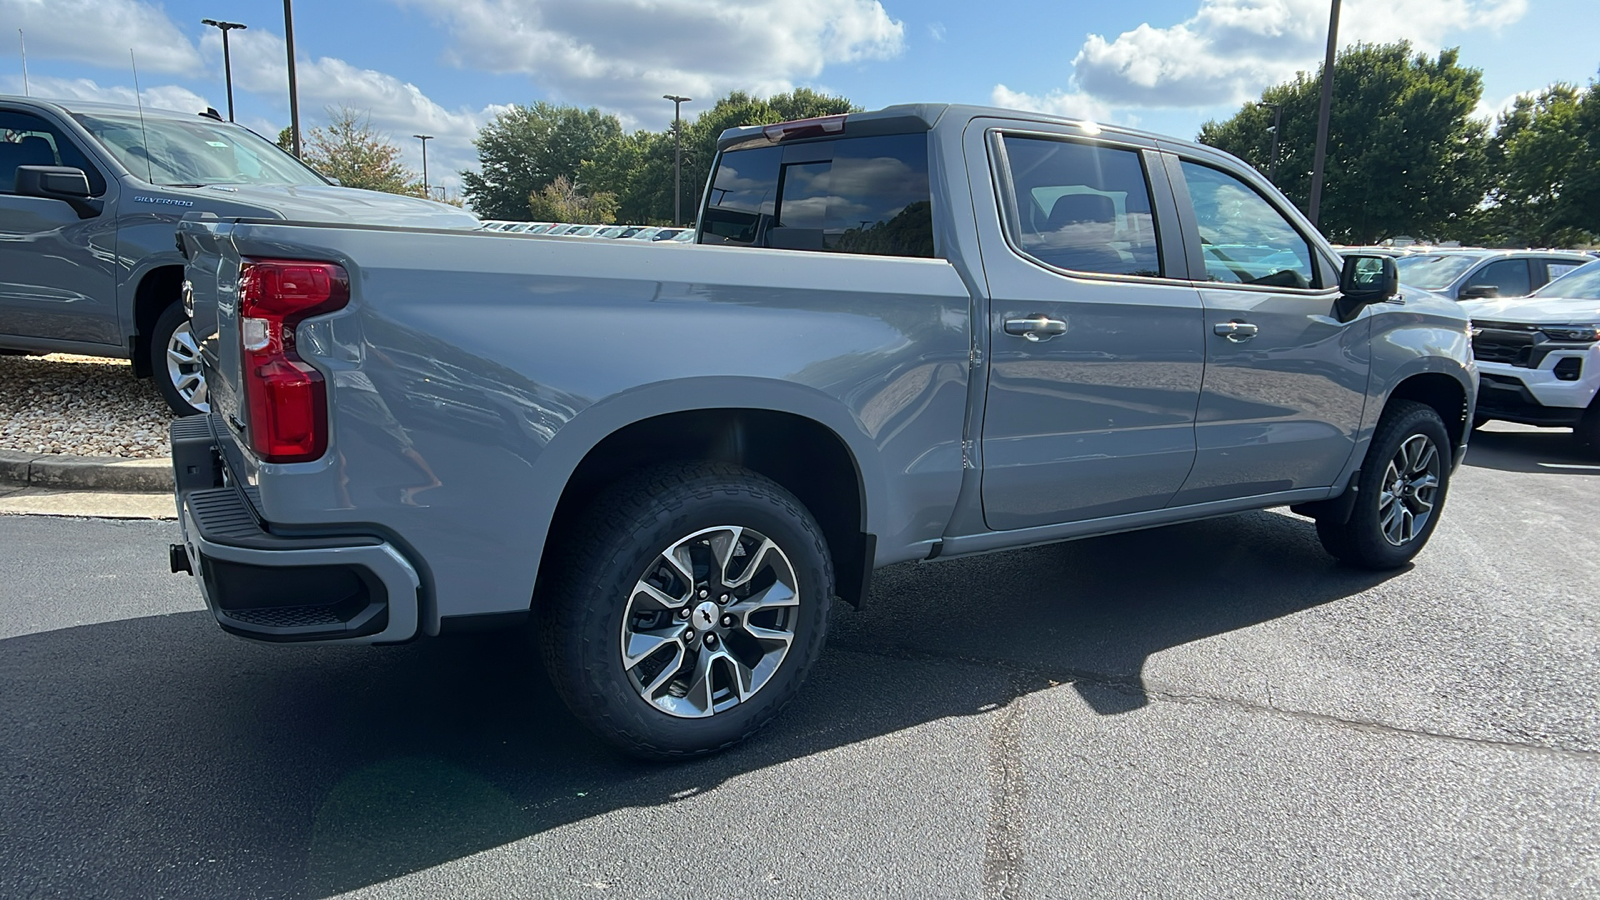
<box><xmin>149</xmin><ymin>303</ymin><xmax>208</xmax><ymax>416</ymax></box>
<box><xmin>1316</xmin><ymin>400</ymin><xmax>1453</xmax><ymax>570</ymax></box>
<box><xmin>536</xmin><ymin>462</ymin><xmax>833</xmax><ymax>759</ymax></box>
<box><xmin>1576</xmin><ymin>401</ymin><xmax>1600</xmax><ymax>455</ymax></box>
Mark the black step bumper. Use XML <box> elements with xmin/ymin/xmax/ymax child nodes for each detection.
<box><xmin>169</xmin><ymin>415</ymin><xmax>420</xmax><ymax>644</ymax></box>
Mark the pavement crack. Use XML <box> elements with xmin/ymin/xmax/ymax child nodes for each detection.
<box><xmin>981</xmin><ymin>673</ymin><xmax>1029</xmax><ymax>900</ymax></box>
<box><xmin>828</xmin><ymin>640</ymin><xmax>1600</xmax><ymax>764</ymax></box>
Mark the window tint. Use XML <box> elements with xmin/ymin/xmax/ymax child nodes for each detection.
<box><xmin>1469</xmin><ymin>259</ymin><xmax>1531</xmax><ymax>297</ymax></box>
<box><xmin>1180</xmin><ymin>160</ymin><xmax>1315</xmax><ymax>289</ymax></box>
<box><xmin>999</xmin><ymin>136</ymin><xmax>1161</xmax><ymax>277</ymax></box>
<box><xmin>0</xmin><ymin>110</ymin><xmax>106</xmax><ymax>195</ymax></box>
<box><xmin>701</xmin><ymin>133</ymin><xmax>934</xmax><ymax>258</ymax></box>
<box><xmin>1544</xmin><ymin>260</ymin><xmax>1584</xmax><ymax>283</ymax></box>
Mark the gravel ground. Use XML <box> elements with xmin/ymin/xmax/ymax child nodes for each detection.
<box><xmin>0</xmin><ymin>354</ymin><xmax>172</xmax><ymax>459</ymax></box>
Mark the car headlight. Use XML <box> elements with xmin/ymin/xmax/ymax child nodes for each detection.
<box><xmin>1540</xmin><ymin>324</ymin><xmax>1600</xmax><ymax>342</ymax></box>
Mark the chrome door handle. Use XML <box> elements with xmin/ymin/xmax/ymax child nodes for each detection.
<box><xmin>1004</xmin><ymin>315</ymin><xmax>1068</xmax><ymax>342</ymax></box>
<box><xmin>1214</xmin><ymin>321</ymin><xmax>1259</xmax><ymax>342</ymax></box>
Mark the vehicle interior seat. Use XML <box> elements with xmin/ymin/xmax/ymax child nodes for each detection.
<box><xmin>1029</xmin><ymin>193</ymin><xmax>1126</xmax><ymax>273</ymax></box>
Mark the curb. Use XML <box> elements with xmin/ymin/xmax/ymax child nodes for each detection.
<box><xmin>0</xmin><ymin>449</ymin><xmax>173</xmax><ymax>493</ymax></box>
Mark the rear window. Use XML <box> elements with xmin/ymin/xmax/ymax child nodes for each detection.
<box><xmin>700</xmin><ymin>133</ymin><xmax>935</xmax><ymax>258</ymax></box>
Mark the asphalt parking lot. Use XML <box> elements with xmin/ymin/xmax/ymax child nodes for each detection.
<box><xmin>1</xmin><ymin>423</ymin><xmax>1596</xmax><ymax>899</ymax></box>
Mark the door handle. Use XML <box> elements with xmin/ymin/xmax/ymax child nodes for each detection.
<box><xmin>1213</xmin><ymin>321</ymin><xmax>1259</xmax><ymax>342</ymax></box>
<box><xmin>1004</xmin><ymin>315</ymin><xmax>1068</xmax><ymax>342</ymax></box>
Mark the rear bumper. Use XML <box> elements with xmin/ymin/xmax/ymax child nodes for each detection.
<box><xmin>170</xmin><ymin>415</ymin><xmax>420</xmax><ymax>644</ymax></box>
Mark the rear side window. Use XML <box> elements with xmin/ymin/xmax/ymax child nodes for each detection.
<box><xmin>700</xmin><ymin>133</ymin><xmax>934</xmax><ymax>258</ymax></box>
<box><xmin>0</xmin><ymin>110</ymin><xmax>107</xmax><ymax>195</ymax></box>
<box><xmin>997</xmin><ymin>135</ymin><xmax>1162</xmax><ymax>278</ymax></box>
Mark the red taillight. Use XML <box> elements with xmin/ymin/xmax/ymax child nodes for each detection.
<box><xmin>237</xmin><ymin>259</ymin><xmax>350</xmax><ymax>463</ymax></box>
<box><xmin>762</xmin><ymin>114</ymin><xmax>846</xmax><ymax>143</ymax></box>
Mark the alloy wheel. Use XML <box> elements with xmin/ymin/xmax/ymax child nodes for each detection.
<box><xmin>165</xmin><ymin>321</ymin><xmax>209</xmax><ymax>413</ymax></box>
<box><xmin>1378</xmin><ymin>433</ymin><xmax>1440</xmax><ymax>546</ymax></box>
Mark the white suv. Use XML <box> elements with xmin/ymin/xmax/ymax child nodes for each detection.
<box><xmin>1465</xmin><ymin>259</ymin><xmax>1600</xmax><ymax>444</ymax></box>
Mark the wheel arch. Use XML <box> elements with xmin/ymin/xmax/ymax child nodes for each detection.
<box><xmin>129</xmin><ymin>262</ymin><xmax>185</xmax><ymax>378</ymax></box>
<box><xmin>530</xmin><ymin>380</ymin><xmax>887</xmax><ymax>609</ymax></box>
<box><xmin>1385</xmin><ymin>369</ymin><xmax>1472</xmax><ymax>464</ymax></box>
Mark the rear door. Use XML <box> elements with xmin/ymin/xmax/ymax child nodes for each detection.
<box><xmin>0</xmin><ymin>108</ymin><xmax>119</xmax><ymax>347</ymax></box>
<box><xmin>971</xmin><ymin>124</ymin><xmax>1205</xmax><ymax>530</ymax></box>
<box><xmin>1165</xmin><ymin>155</ymin><xmax>1369</xmax><ymax>505</ymax></box>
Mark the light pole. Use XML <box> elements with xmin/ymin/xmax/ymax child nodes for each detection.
<box><xmin>200</xmin><ymin>19</ymin><xmax>246</xmax><ymax>121</ymax></box>
<box><xmin>1263</xmin><ymin>101</ymin><xmax>1283</xmax><ymax>185</ymax></box>
<box><xmin>283</xmin><ymin>0</ymin><xmax>302</xmax><ymax>158</ymax></box>
<box><xmin>414</xmin><ymin>134</ymin><xmax>433</xmax><ymax>198</ymax></box>
<box><xmin>663</xmin><ymin>94</ymin><xmax>692</xmax><ymax>226</ymax></box>
<box><xmin>1308</xmin><ymin>0</ymin><xmax>1341</xmax><ymax>226</ymax></box>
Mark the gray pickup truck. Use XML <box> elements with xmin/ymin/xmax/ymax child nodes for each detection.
<box><xmin>0</xmin><ymin>95</ymin><xmax>478</xmax><ymax>414</ymax></box>
<box><xmin>171</xmin><ymin>104</ymin><xmax>1477</xmax><ymax>757</ymax></box>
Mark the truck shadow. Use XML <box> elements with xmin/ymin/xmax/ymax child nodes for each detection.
<box><xmin>0</xmin><ymin>510</ymin><xmax>1391</xmax><ymax>898</ymax></box>
<box><xmin>1463</xmin><ymin>424</ymin><xmax>1600</xmax><ymax>475</ymax></box>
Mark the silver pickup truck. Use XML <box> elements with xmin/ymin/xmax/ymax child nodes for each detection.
<box><xmin>171</xmin><ymin>104</ymin><xmax>1477</xmax><ymax>758</ymax></box>
<box><xmin>0</xmin><ymin>95</ymin><xmax>478</xmax><ymax>414</ymax></box>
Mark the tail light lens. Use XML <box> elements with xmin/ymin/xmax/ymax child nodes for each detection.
<box><xmin>237</xmin><ymin>259</ymin><xmax>350</xmax><ymax>462</ymax></box>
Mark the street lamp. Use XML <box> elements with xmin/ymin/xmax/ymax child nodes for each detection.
<box><xmin>1308</xmin><ymin>0</ymin><xmax>1341</xmax><ymax>226</ymax></box>
<box><xmin>282</xmin><ymin>0</ymin><xmax>302</xmax><ymax>157</ymax></box>
<box><xmin>200</xmin><ymin>19</ymin><xmax>246</xmax><ymax>122</ymax></box>
<box><xmin>414</xmin><ymin>134</ymin><xmax>433</xmax><ymax>198</ymax></box>
<box><xmin>663</xmin><ymin>94</ymin><xmax>692</xmax><ymax>226</ymax></box>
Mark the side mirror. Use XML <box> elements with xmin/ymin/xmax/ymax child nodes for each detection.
<box><xmin>1339</xmin><ymin>254</ymin><xmax>1399</xmax><ymax>304</ymax></box>
<box><xmin>1458</xmin><ymin>283</ymin><xmax>1500</xmax><ymax>300</ymax></box>
<box><xmin>14</xmin><ymin>166</ymin><xmax>102</xmax><ymax>218</ymax></box>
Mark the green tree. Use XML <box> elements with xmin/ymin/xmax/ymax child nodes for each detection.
<box><xmin>462</xmin><ymin>103</ymin><xmax>623</xmax><ymax>220</ymax></box>
<box><xmin>1468</xmin><ymin>84</ymin><xmax>1593</xmax><ymax>246</ymax></box>
<box><xmin>526</xmin><ymin>175</ymin><xmax>619</xmax><ymax>224</ymax></box>
<box><xmin>1199</xmin><ymin>42</ymin><xmax>1488</xmax><ymax>244</ymax></box>
<box><xmin>300</xmin><ymin>107</ymin><xmax>423</xmax><ymax>195</ymax></box>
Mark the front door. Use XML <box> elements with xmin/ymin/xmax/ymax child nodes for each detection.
<box><xmin>0</xmin><ymin>109</ymin><xmax>118</xmax><ymax>347</ymax></box>
<box><xmin>1168</xmin><ymin>158</ymin><xmax>1369</xmax><ymax>506</ymax></box>
<box><xmin>975</xmin><ymin>130</ymin><xmax>1205</xmax><ymax>530</ymax></box>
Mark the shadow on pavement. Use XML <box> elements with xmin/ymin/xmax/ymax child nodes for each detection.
<box><xmin>1464</xmin><ymin>425</ymin><xmax>1600</xmax><ymax>475</ymax></box>
<box><xmin>0</xmin><ymin>509</ymin><xmax>1392</xmax><ymax>898</ymax></box>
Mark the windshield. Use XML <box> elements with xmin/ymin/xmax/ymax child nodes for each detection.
<box><xmin>74</xmin><ymin>113</ymin><xmax>326</xmax><ymax>187</ymax></box>
<box><xmin>1394</xmin><ymin>254</ymin><xmax>1481</xmax><ymax>290</ymax></box>
<box><xmin>1532</xmin><ymin>260</ymin><xmax>1600</xmax><ymax>300</ymax></box>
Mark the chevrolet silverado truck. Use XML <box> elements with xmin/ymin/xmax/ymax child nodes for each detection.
<box><xmin>1464</xmin><ymin>259</ymin><xmax>1600</xmax><ymax>446</ymax></box>
<box><xmin>0</xmin><ymin>95</ymin><xmax>478</xmax><ymax>415</ymax></box>
<box><xmin>170</xmin><ymin>105</ymin><xmax>1477</xmax><ymax>758</ymax></box>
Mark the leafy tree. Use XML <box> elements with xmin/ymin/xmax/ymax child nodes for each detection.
<box><xmin>1199</xmin><ymin>43</ymin><xmax>1488</xmax><ymax>244</ymax></box>
<box><xmin>276</xmin><ymin>126</ymin><xmax>295</xmax><ymax>154</ymax></box>
<box><xmin>579</xmin><ymin>129</ymin><xmax>675</xmax><ymax>224</ymax></box>
<box><xmin>526</xmin><ymin>175</ymin><xmax>619</xmax><ymax>224</ymax></box>
<box><xmin>300</xmin><ymin>107</ymin><xmax>423</xmax><ymax>196</ymax></box>
<box><xmin>1468</xmin><ymin>84</ymin><xmax>1592</xmax><ymax>247</ymax></box>
<box><xmin>462</xmin><ymin>103</ymin><xmax>623</xmax><ymax>220</ymax></box>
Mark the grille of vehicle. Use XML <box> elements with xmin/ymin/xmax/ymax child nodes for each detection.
<box><xmin>1472</xmin><ymin>321</ymin><xmax>1541</xmax><ymax>367</ymax></box>
<box><xmin>225</xmin><ymin>605</ymin><xmax>347</xmax><ymax>629</ymax></box>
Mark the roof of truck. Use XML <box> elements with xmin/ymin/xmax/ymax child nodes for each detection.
<box><xmin>2</xmin><ymin>93</ymin><xmax>217</xmax><ymax>122</ymax></box>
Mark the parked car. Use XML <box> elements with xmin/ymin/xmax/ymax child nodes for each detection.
<box><xmin>0</xmin><ymin>95</ymin><xmax>479</xmax><ymax>414</ymax></box>
<box><xmin>172</xmin><ymin>103</ymin><xmax>1475</xmax><ymax>758</ymax></box>
<box><xmin>1465</xmin><ymin>259</ymin><xmax>1600</xmax><ymax>444</ymax></box>
<box><xmin>1395</xmin><ymin>249</ymin><xmax>1592</xmax><ymax>301</ymax></box>
<box><xmin>593</xmin><ymin>225</ymin><xmax>629</xmax><ymax>238</ymax></box>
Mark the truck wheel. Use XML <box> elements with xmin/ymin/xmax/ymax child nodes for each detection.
<box><xmin>1315</xmin><ymin>400</ymin><xmax>1453</xmax><ymax>570</ymax></box>
<box><xmin>536</xmin><ymin>462</ymin><xmax>833</xmax><ymax>759</ymax></box>
<box><xmin>150</xmin><ymin>303</ymin><xmax>208</xmax><ymax>416</ymax></box>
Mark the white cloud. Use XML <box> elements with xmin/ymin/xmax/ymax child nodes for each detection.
<box><xmin>928</xmin><ymin>22</ymin><xmax>947</xmax><ymax>43</ymax></box>
<box><xmin>399</xmin><ymin>0</ymin><xmax>905</xmax><ymax>125</ymax></box>
<box><xmin>3</xmin><ymin>75</ymin><xmax>211</xmax><ymax>115</ymax></box>
<box><xmin>992</xmin><ymin>84</ymin><xmax>1116</xmax><ymax>125</ymax></box>
<box><xmin>0</xmin><ymin>0</ymin><xmax>201</xmax><ymax>75</ymax></box>
<box><xmin>1072</xmin><ymin>0</ymin><xmax>1529</xmax><ymax>108</ymax></box>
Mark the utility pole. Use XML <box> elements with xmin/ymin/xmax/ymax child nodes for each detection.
<box><xmin>414</xmin><ymin>134</ymin><xmax>433</xmax><ymax>198</ymax></box>
<box><xmin>200</xmin><ymin>19</ymin><xmax>247</xmax><ymax>121</ymax></box>
<box><xmin>1264</xmin><ymin>101</ymin><xmax>1283</xmax><ymax>184</ymax></box>
<box><xmin>1308</xmin><ymin>0</ymin><xmax>1341</xmax><ymax>226</ymax></box>
<box><xmin>283</xmin><ymin>0</ymin><xmax>302</xmax><ymax>157</ymax></box>
<box><xmin>663</xmin><ymin>94</ymin><xmax>692</xmax><ymax>226</ymax></box>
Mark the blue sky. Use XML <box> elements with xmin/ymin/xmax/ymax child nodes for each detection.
<box><xmin>3</xmin><ymin>0</ymin><xmax>1596</xmax><ymax>199</ymax></box>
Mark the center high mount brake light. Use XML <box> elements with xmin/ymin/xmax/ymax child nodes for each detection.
<box><xmin>762</xmin><ymin>115</ymin><xmax>847</xmax><ymax>143</ymax></box>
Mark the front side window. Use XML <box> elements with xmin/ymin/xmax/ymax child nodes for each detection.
<box><xmin>1469</xmin><ymin>259</ymin><xmax>1532</xmax><ymax>297</ymax></box>
<box><xmin>998</xmin><ymin>135</ymin><xmax>1162</xmax><ymax>277</ymax></box>
<box><xmin>74</xmin><ymin>113</ymin><xmax>325</xmax><ymax>187</ymax></box>
<box><xmin>1180</xmin><ymin>160</ymin><xmax>1316</xmax><ymax>289</ymax></box>
<box><xmin>701</xmin><ymin>133</ymin><xmax>934</xmax><ymax>258</ymax></box>
<box><xmin>0</xmin><ymin>110</ymin><xmax>106</xmax><ymax>195</ymax></box>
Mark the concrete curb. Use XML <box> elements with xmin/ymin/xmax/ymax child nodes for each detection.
<box><xmin>0</xmin><ymin>449</ymin><xmax>172</xmax><ymax>493</ymax></box>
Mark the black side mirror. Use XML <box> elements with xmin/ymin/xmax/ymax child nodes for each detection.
<box><xmin>1339</xmin><ymin>254</ymin><xmax>1398</xmax><ymax>304</ymax></box>
<box><xmin>1458</xmin><ymin>283</ymin><xmax>1500</xmax><ymax>300</ymax></box>
<box><xmin>14</xmin><ymin>166</ymin><xmax>102</xmax><ymax>219</ymax></box>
